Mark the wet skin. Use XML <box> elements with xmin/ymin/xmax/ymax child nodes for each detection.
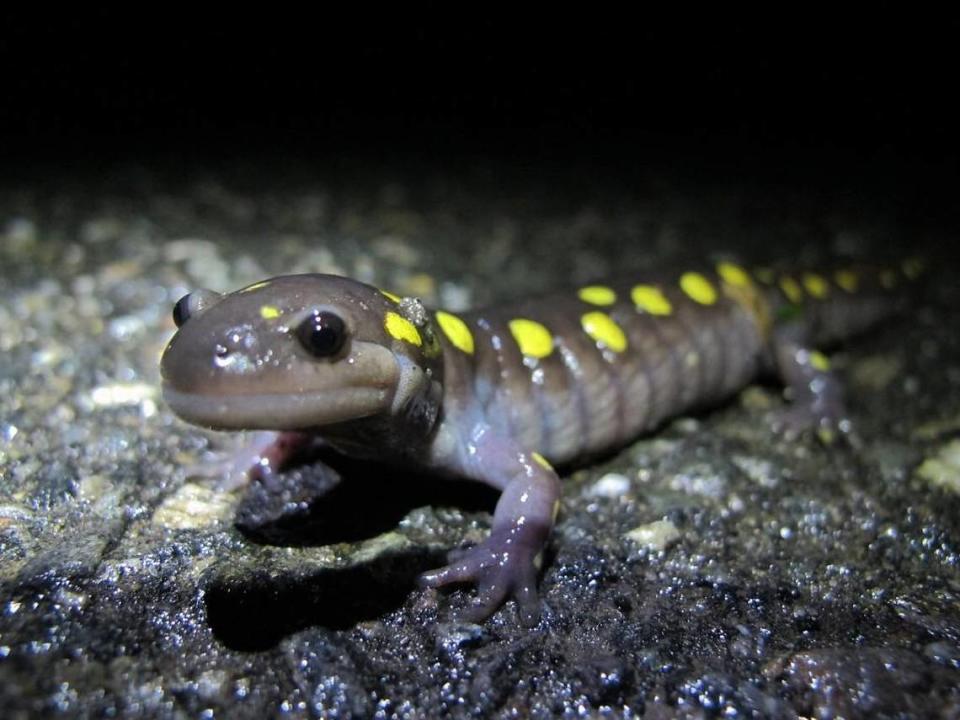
<box><xmin>162</xmin><ymin>261</ymin><xmax>916</xmax><ymax>624</ymax></box>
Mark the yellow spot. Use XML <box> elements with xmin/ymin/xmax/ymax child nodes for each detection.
<box><xmin>779</xmin><ymin>276</ymin><xmax>803</xmax><ymax>304</ymax></box>
<box><xmin>717</xmin><ymin>262</ymin><xmax>750</xmax><ymax>288</ymax></box>
<box><xmin>509</xmin><ymin>318</ymin><xmax>554</xmax><ymax>359</ymax></box>
<box><xmin>835</xmin><ymin>270</ymin><xmax>858</xmax><ymax>293</ymax></box>
<box><xmin>380</xmin><ymin>289</ymin><xmax>401</xmax><ymax>303</ymax></box>
<box><xmin>384</xmin><ymin>311</ymin><xmax>422</xmax><ymax>346</ymax></box>
<box><xmin>717</xmin><ymin>261</ymin><xmax>751</xmax><ymax>288</ymax></box>
<box><xmin>722</xmin><ymin>272</ymin><xmax>770</xmax><ymax>337</ymax></box>
<box><xmin>880</xmin><ymin>269</ymin><xmax>898</xmax><ymax>289</ymax></box>
<box><xmin>435</xmin><ymin>310</ymin><xmax>474</xmax><ymax>354</ymax></box>
<box><xmin>552</xmin><ymin>499</ymin><xmax>561</xmax><ymax>523</ymax></box>
<box><xmin>903</xmin><ymin>257</ymin><xmax>925</xmax><ymax>280</ymax></box>
<box><xmin>631</xmin><ymin>285</ymin><xmax>672</xmax><ymax>315</ymax></box>
<box><xmin>754</xmin><ymin>267</ymin><xmax>775</xmax><ymax>284</ymax></box>
<box><xmin>802</xmin><ymin>273</ymin><xmax>829</xmax><ymax>299</ymax></box>
<box><xmin>577</xmin><ymin>285</ymin><xmax>617</xmax><ymax>306</ymax></box>
<box><xmin>679</xmin><ymin>272</ymin><xmax>717</xmax><ymax>305</ymax></box>
<box><xmin>581</xmin><ymin>311</ymin><xmax>628</xmax><ymax>353</ymax></box>
<box><xmin>259</xmin><ymin>305</ymin><xmax>282</xmax><ymax>320</ymax></box>
<box><xmin>531</xmin><ymin>452</ymin><xmax>553</xmax><ymax>471</ymax></box>
<box><xmin>809</xmin><ymin>350</ymin><xmax>831</xmax><ymax>372</ymax></box>
<box><xmin>239</xmin><ymin>280</ymin><xmax>271</xmax><ymax>293</ymax></box>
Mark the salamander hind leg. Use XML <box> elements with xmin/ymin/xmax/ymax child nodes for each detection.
<box><xmin>419</xmin><ymin>433</ymin><xmax>560</xmax><ymax>627</ymax></box>
<box><xmin>770</xmin><ymin>326</ymin><xmax>852</xmax><ymax>443</ymax></box>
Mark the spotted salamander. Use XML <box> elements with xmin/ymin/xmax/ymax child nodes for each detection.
<box><xmin>160</xmin><ymin>258</ymin><xmax>923</xmax><ymax>625</ymax></box>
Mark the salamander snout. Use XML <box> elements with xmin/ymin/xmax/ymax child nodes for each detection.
<box><xmin>160</xmin><ymin>275</ymin><xmax>411</xmax><ymax>430</ymax></box>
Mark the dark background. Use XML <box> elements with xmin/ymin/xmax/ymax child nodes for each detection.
<box><xmin>2</xmin><ymin>10</ymin><xmax>958</xmax><ymax>231</ymax></box>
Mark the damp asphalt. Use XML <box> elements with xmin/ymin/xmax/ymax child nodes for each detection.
<box><xmin>1</xmin><ymin>160</ymin><xmax>959</xmax><ymax>717</ymax></box>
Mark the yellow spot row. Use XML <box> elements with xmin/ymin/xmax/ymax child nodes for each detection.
<box><xmin>433</xmin><ymin>266</ymin><xmax>727</xmax><ymax>360</ymax></box>
<box><xmin>428</xmin><ymin>257</ymin><xmax>921</xmax><ymax>360</ymax></box>
<box><xmin>725</xmin><ymin>264</ymin><xmax>863</xmax><ymax>302</ymax></box>
<box><xmin>431</xmin><ymin>311</ymin><xmax>632</xmax><ymax>359</ymax></box>
<box><xmin>574</xmin><ymin>263</ymin><xmax>749</xmax><ymax>317</ymax></box>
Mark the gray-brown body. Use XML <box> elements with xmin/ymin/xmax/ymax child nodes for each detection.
<box><xmin>441</xmin><ymin>279</ymin><xmax>761</xmax><ymax>465</ymax></box>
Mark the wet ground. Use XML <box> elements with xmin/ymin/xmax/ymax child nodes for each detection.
<box><xmin>1</xmin><ymin>161</ymin><xmax>959</xmax><ymax>718</ymax></box>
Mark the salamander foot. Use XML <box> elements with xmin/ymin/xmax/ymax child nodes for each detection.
<box><xmin>419</xmin><ymin>521</ymin><xmax>548</xmax><ymax>627</ymax></box>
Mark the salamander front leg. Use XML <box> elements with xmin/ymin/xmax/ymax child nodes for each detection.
<box><xmin>244</xmin><ymin>431</ymin><xmax>317</xmax><ymax>482</ymax></box>
<box><xmin>419</xmin><ymin>440</ymin><xmax>560</xmax><ymax>626</ymax></box>
<box><xmin>185</xmin><ymin>431</ymin><xmax>318</xmax><ymax>491</ymax></box>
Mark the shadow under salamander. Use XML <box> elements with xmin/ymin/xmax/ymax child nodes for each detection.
<box><xmin>205</xmin><ymin>450</ymin><xmax>498</xmax><ymax>648</ymax></box>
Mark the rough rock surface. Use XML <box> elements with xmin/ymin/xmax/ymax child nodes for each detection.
<box><xmin>1</xmin><ymin>163</ymin><xmax>958</xmax><ymax>718</ymax></box>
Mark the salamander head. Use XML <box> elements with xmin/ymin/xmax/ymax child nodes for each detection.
<box><xmin>161</xmin><ymin>274</ymin><xmax>443</xmax><ymax>431</ymax></box>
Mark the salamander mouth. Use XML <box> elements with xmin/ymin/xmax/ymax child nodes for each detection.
<box><xmin>161</xmin><ymin>384</ymin><xmax>396</xmax><ymax>430</ymax></box>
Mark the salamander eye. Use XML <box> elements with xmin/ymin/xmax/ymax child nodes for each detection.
<box><xmin>172</xmin><ymin>289</ymin><xmax>222</xmax><ymax>327</ymax></box>
<box><xmin>296</xmin><ymin>311</ymin><xmax>347</xmax><ymax>358</ymax></box>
